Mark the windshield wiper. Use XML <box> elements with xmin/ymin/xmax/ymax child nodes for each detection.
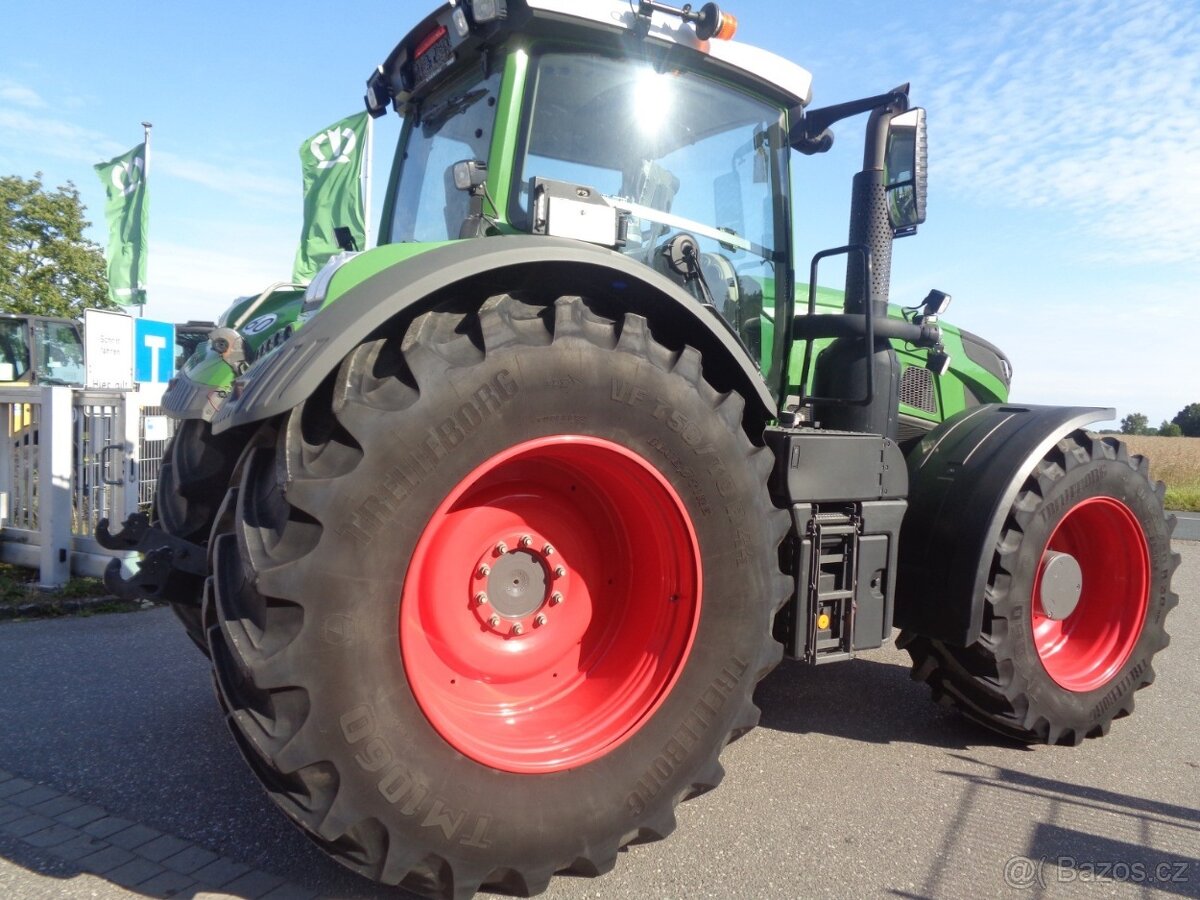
<box><xmin>421</xmin><ymin>88</ymin><xmax>489</xmax><ymax>129</ymax></box>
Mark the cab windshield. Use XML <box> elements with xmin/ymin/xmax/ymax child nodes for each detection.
<box><xmin>516</xmin><ymin>51</ymin><xmax>790</xmax><ymax>363</ymax></box>
<box><xmin>34</xmin><ymin>320</ymin><xmax>84</xmax><ymax>385</ymax></box>
<box><xmin>388</xmin><ymin>70</ymin><xmax>502</xmax><ymax>243</ymax></box>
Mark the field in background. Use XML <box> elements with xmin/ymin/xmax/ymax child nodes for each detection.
<box><xmin>1119</xmin><ymin>435</ymin><xmax>1200</xmax><ymax>512</ymax></box>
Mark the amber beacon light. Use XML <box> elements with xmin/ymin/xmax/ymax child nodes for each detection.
<box><xmin>637</xmin><ymin>1</ymin><xmax>739</xmax><ymax>42</ymax></box>
<box><xmin>699</xmin><ymin>4</ymin><xmax>738</xmax><ymax>41</ymax></box>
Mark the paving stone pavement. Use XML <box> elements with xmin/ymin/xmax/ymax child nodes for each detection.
<box><xmin>0</xmin><ymin>767</ymin><xmax>314</xmax><ymax>899</ymax></box>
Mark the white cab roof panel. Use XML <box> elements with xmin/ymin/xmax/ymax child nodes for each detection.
<box><xmin>524</xmin><ymin>0</ymin><xmax>813</xmax><ymax>106</ymax></box>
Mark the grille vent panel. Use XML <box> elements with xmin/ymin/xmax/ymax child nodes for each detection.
<box><xmin>900</xmin><ymin>365</ymin><xmax>937</xmax><ymax>414</ymax></box>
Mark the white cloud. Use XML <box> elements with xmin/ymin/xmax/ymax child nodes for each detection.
<box><xmin>956</xmin><ymin>282</ymin><xmax>1199</xmax><ymax>427</ymax></box>
<box><xmin>916</xmin><ymin>0</ymin><xmax>1200</xmax><ymax>265</ymax></box>
<box><xmin>142</xmin><ymin>236</ymin><xmax>296</xmax><ymax>324</ymax></box>
<box><xmin>0</xmin><ymin>108</ymin><xmax>124</xmax><ymax>165</ymax></box>
<box><xmin>154</xmin><ymin>150</ymin><xmax>293</xmax><ymax>201</ymax></box>
<box><xmin>0</xmin><ymin>80</ymin><xmax>45</xmax><ymax>109</ymax></box>
<box><xmin>0</xmin><ymin>105</ymin><xmax>292</xmax><ymax>204</ymax></box>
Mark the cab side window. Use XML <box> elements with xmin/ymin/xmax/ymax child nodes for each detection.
<box><xmin>0</xmin><ymin>320</ymin><xmax>31</xmax><ymax>382</ymax></box>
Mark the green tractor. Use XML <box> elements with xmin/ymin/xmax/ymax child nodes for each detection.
<box><xmin>98</xmin><ymin>2</ymin><xmax>1179</xmax><ymax>897</ymax></box>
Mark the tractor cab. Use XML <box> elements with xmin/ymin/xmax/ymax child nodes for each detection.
<box><xmin>0</xmin><ymin>314</ymin><xmax>85</xmax><ymax>386</ymax></box>
<box><xmin>375</xmin><ymin>1</ymin><xmax>810</xmax><ymax>370</ymax></box>
<box><xmin>373</xmin><ymin>0</ymin><xmax>928</xmax><ymax>415</ymax></box>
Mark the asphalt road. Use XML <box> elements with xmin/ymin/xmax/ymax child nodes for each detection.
<box><xmin>1</xmin><ymin>543</ymin><xmax>1197</xmax><ymax>900</ymax></box>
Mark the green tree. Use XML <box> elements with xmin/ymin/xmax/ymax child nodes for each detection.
<box><xmin>1158</xmin><ymin>421</ymin><xmax>1183</xmax><ymax>437</ymax></box>
<box><xmin>0</xmin><ymin>172</ymin><xmax>115</xmax><ymax>318</ymax></box>
<box><xmin>1120</xmin><ymin>412</ymin><xmax>1151</xmax><ymax>436</ymax></box>
<box><xmin>1172</xmin><ymin>403</ymin><xmax>1200</xmax><ymax>438</ymax></box>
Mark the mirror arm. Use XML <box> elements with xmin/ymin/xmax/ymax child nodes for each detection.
<box><xmin>863</xmin><ymin>89</ymin><xmax>911</xmax><ymax>171</ymax></box>
<box><xmin>790</xmin><ymin>83</ymin><xmax>909</xmax><ymax>152</ymax></box>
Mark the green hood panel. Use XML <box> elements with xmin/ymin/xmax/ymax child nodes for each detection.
<box><xmin>175</xmin><ymin>286</ymin><xmax>306</xmax><ymax>393</ymax></box>
<box><xmin>179</xmin><ymin>352</ymin><xmax>232</xmax><ymax>390</ymax></box>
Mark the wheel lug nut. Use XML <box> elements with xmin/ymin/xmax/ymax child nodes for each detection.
<box><xmin>550</xmin><ymin>592</ymin><xmax>563</xmax><ymax>606</ymax></box>
<box><xmin>553</xmin><ymin>565</ymin><xmax>566</xmax><ymax>579</ymax></box>
<box><xmin>474</xmin><ymin>592</ymin><xmax>488</xmax><ymax>606</ymax></box>
<box><xmin>477</xmin><ymin>564</ymin><xmax>490</xmax><ymax>577</ymax></box>
<box><xmin>511</xmin><ymin>623</ymin><xmax>524</xmax><ymax>635</ymax></box>
<box><xmin>534</xmin><ymin>614</ymin><xmax>547</xmax><ymax>627</ymax></box>
<box><xmin>494</xmin><ymin>541</ymin><xmax>507</xmax><ymax>555</ymax></box>
<box><xmin>519</xmin><ymin>535</ymin><xmax>533</xmax><ymax>548</ymax></box>
<box><xmin>488</xmin><ymin>614</ymin><xmax>500</xmax><ymax>627</ymax></box>
<box><xmin>542</xmin><ymin>543</ymin><xmax>555</xmax><ymax>556</ymax></box>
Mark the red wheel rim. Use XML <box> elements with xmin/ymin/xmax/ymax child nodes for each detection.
<box><xmin>1031</xmin><ymin>496</ymin><xmax>1149</xmax><ymax>692</ymax></box>
<box><xmin>400</xmin><ymin>435</ymin><xmax>701</xmax><ymax>773</ymax></box>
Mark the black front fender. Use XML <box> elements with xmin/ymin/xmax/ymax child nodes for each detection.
<box><xmin>211</xmin><ymin>237</ymin><xmax>775</xmax><ymax>434</ymax></box>
<box><xmin>894</xmin><ymin>403</ymin><xmax>1114</xmax><ymax>646</ymax></box>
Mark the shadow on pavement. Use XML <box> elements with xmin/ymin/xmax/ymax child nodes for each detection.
<box><xmin>754</xmin><ymin>656</ymin><xmax>1025</xmax><ymax>750</ymax></box>
<box><xmin>901</xmin><ymin>756</ymin><xmax>1200</xmax><ymax>900</ymax></box>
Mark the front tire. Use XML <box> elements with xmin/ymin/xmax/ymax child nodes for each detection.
<box><xmin>153</xmin><ymin>418</ymin><xmax>242</xmax><ymax>655</ymax></box>
<box><xmin>900</xmin><ymin>432</ymin><xmax>1179</xmax><ymax>744</ymax></box>
<box><xmin>208</xmin><ymin>294</ymin><xmax>789</xmax><ymax>897</ymax></box>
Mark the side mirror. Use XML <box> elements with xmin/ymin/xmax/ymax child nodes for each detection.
<box><xmin>884</xmin><ymin>108</ymin><xmax>927</xmax><ymax>235</ymax></box>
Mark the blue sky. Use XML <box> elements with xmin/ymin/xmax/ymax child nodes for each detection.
<box><xmin>2</xmin><ymin>0</ymin><xmax>1196</xmax><ymax>427</ymax></box>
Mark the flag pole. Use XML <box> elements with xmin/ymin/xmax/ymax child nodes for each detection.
<box><xmin>363</xmin><ymin>113</ymin><xmax>374</xmax><ymax>250</ymax></box>
<box><xmin>140</xmin><ymin>121</ymin><xmax>153</xmax><ymax>318</ymax></box>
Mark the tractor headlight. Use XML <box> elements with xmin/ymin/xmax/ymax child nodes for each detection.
<box><xmin>922</xmin><ymin>290</ymin><xmax>952</xmax><ymax>317</ymax></box>
<box><xmin>452</xmin><ymin>159</ymin><xmax>488</xmax><ymax>192</ymax></box>
<box><xmin>469</xmin><ymin>0</ymin><xmax>507</xmax><ymax>24</ymax></box>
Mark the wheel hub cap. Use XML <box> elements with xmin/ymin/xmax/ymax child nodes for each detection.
<box><xmin>480</xmin><ymin>544</ymin><xmax>552</xmax><ymax>623</ymax></box>
<box><xmin>1037</xmin><ymin>550</ymin><xmax>1083</xmax><ymax>620</ymax></box>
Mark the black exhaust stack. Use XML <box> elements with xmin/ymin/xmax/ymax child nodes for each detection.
<box><xmin>812</xmin><ymin>90</ymin><xmax>910</xmax><ymax>439</ymax></box>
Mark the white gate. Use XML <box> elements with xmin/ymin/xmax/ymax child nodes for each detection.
<box><xmin>0</xmin><ymin>386</ymin><xmax>174</xmax><ymax>586</ymax></box>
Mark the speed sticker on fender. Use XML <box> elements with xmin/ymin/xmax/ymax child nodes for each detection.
<box><xmin>243</xmin><ymin>314</ymin><xmax>278</xmax><ymax>335</ymax></box>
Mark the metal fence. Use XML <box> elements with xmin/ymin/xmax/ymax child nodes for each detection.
<box><xmin>73</xmin><ymin>393</ymin><xmax>124</xmax><ymax>538</ymax></box>
<box><xmin>137</xmin><ymin>405</ymin><xmax>169</xmax><ymax>508</ymax></box>
<box><xmin>2</xmin><ymin>399</ymin><xmax>40</xmax><ymax>532</ymax></box>
<box><xmin>0</xmin><ymin>386</ymin><xmax>175</xmax><ymax>585</ymax></box>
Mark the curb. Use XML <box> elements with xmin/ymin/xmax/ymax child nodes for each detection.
<box><xmin>1169</xmin><ymin>511</ymin><xmax>1200</xmax><ymax>543</ymax></box>
<box><xmin>0</xmin><ymin>597</ymin><xmax>154</xmax><ymax>621</ymax></box>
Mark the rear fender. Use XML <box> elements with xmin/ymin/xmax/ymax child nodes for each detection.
<box><xmin>210</xmin><ymin>236</ymin><xmax>776</xmax><ymax>434</ymax></box>
<box><xmin>894</xmin><ymin>403</ymin><xmax>1113</xmax><ymax>646</ymax></box>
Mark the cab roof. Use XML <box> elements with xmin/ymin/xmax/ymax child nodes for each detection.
<box><xmin>372</xmin><ymin>0</ymin><xmax>813</xmax><ymax>115</ymax></box>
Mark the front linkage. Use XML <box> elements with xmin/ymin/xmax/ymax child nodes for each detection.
<box><xmin>96</xmin><ymin>512</ymin><xmax>207</xmax><ymax>603</ymax></box>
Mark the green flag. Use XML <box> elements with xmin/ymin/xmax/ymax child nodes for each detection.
<box><xmin>94</xmin><ymin>143</ymin><xmax>149</xmax><ymax>306</ymax></box>
<box><xmin>293</xmin><ymin>111</ymin><xmax>369</xmax><ymax>282</ymax></box>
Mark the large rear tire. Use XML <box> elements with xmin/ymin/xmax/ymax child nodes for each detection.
<box><xmin>208</xmin><ymin>294</ymin><xmax>790</xmax><ymax>897</ymax></box>
<box><xmin>899</xmin><ymin>432</ymin><xmax>1179</xmax><ymax>744</ymax></box>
